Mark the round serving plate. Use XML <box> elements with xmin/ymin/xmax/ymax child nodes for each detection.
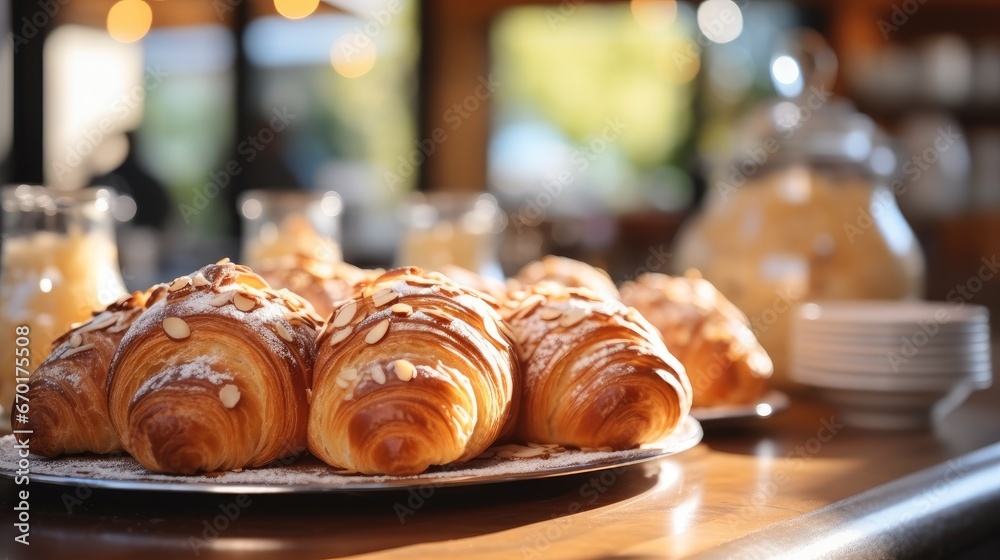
<box><xmin>0</xmin><ymin>416</ymin><xmax>702</xmax><ymax>494</ymax></box>
<box><xmin>689</xmin><ymin>390</ymin><xmax>790</xmax><ymax>423</ymax></box>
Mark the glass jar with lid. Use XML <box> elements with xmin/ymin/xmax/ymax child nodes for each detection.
<box><xmin>673</xmin><ymin>33</ymin><xmax>925</xmax><ymax>389</ymax></box>
<box><xmin>0</xmin><ymin>186</ymin><xmax>128</xmax><ymax>431</ymax></box>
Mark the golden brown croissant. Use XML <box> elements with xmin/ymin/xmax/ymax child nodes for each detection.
<box><xmin>257</xmin><ymin>254</ymin><xmax>381</xmax><ymax>318</ymax></box>
<box><xmin>515</xmin><ymin>255</ymin><xmax>620</xmax><ymax>300</ymax></box>
<box><xmin>437</xmin><ymin>264</ymin><xmax>509</xmax><ymax>303</ymax></box>
<box><xmin>107</xmin><ymin>260</ymin><xmax>321</xmax><ymax>474</ymax></box>
<box><xmin>11</xmin><ymin>288</ymin><xmax>165</xmax><ymax>457</ymax></box>
<box><xmin>309</xmin><ymin>267</ymin><xmax>520</xmax><ymax>475</ymax></box>
<box><xmin>620</xmin><ymin>271</ymin><xmax>772</xmax><ymax>407</ymax></box>
<box><xmin>504</xmin><ymin>282</ymin><xmax>691</xmax><ymax>449</ymax></box>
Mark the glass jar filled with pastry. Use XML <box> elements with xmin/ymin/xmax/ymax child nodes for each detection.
<box><xmin>0</xmin><ymin>186</ymin><xmax>128</xmax><ymax>431</ymax></box>
<box><xmin>674</xmin><ymin>48</ymin><xmax>925</xmax><ymax>389</ymax></box>
<box><xmin>239</xmin><ymin>189</ymin><xmax>343</xmax><ymax>269</ymax></box>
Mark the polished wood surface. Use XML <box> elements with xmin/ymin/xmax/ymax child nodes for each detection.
<box><xmin>4</xmin><ymin>377</ymin><xmax>999</xmax><ymax>560</ymax></box>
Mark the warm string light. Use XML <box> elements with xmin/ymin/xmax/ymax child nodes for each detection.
<box><xmin>330</xmin><ymin>32</ymin><xmax>377</xmax><ymax>78</ymax></box>
<box><xmin>274</xmin><ymin>0</ymin><xmax>320</xmax><ymax>20</ymax></box>
<box><xmin>107</xmin><ymin>0</ymin><xmax>152</xmax><ymax>43</ymax></box>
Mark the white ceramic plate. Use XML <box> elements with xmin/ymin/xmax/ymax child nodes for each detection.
<box><xmin>0</xmin><ymin>417</ymin><xmax>702</xmax><ymax>494</ymax></box>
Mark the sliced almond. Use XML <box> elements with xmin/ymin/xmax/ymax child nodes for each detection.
<box><xmin>393</xmin><ymin>359</ymin><xmax>415</xmax><ymax>382</ymax></box>
<box><xmin>216</xmin><ymin>257</ymin><xmax>231</xmax><ymax>265</ymax></box>
<box><xmin>371</xmin><ymin>288</ymin><xmax>399</xmax><ymax>307</ymax></box>
<box><xmin>233</xmin><ymin>293</ymin><xmax>256</xmax><ymax>312</ymax></box>
<box><xmin>235</xmin><ymin>273</ymin><xmax>268</xmax><ymax>290</ymax></box>
<box><xmin>60</xmin><ymin>343</ymin><xmax>95</xmax><ymax>359</ymax></box>
<box><xmin>335</xmin><ymin>377</ymin><xmax>350</xmax><ymax>389</ymax></box>
<box><xmin>219</xmin><ymin>384</ymin><xmax>241</xmax><ymax>408</ymax></box>
<box><xmin>539</xmin><ymin>307</ymin><xmax>563</xmax><ymax>321</ymax></box>
<box><xmin>559</xmin><ymin>307</ymin><xmax>590</xmax><ymax>328</ymax></box>
<box><xmin>330</xmin><ymin>327</ymin><xmax>351</xmax><ymax>346</ymax></box>
<box><xmin>365</xmin><ymin>319</ymin><xmax>390</xmax><ymax>344</ymax></box>
<box><xmin>192</xmin><ymin>272</ymin><xmax>211</xmax><ymax>288</ymax></box>
<box><xmin>331</xmin><ymin>300</ymin><xmax>357</xmax><ymax>328</ymax></box>
<box><xmin>341</xmin><ymin>367</ymin><xmax>358</xmax><ymax>381</ymax></box>
<box><xmin>371</xmin><ymin>365</ymin><xmax>386</xmax><ymax>385</ymax></box>
<box><xmin>69</xmin><ymin>332</ymin><xmax>83</xmax><ymax>348</ymax></box>
<box><xmin>275</xmin><ymin>322</ymin><xmax>294</xmax><ymax>343</ymax></box>
<box><xmin>209</xmin><ymin>291</ymin><xmax>235</xmax><ymax>307</ymax></box>
<box><xmin>162</xmin><ymin>317</ymin><xmax>190</xmax><ymax>340</ymax></box>
<box><xmin>390</xmin><ymin>303</ymin><xmax>413</xmax><ymax>315</ymax></box>
<box><xmin>169</xmin><ymin>276</ymin><xmax>192</xmax><ymax>292</ymax></box>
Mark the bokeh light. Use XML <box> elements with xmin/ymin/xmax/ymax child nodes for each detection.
<box><xmin>630</xmin><ymin>0</ymin><xmax>677</xmax><ymax>32</ymax></box>
<box><xmin>331</xmin><ymin>32</ymin><xmax>378</xmax><ymax>78</ymax></box>
<box><xmin>274</xmin><ymin>0</ymin><xmax>319</xmax><ymax>20</ymax></box>
<box><xmin>106</xmin><ymin>0</ymin><xmax>152</xmax><ymax>44</ymax></box>
<box><xmin>696</xmin><ymin>0</ymin><xmax>743</xmax><ymax>44</ymax></box>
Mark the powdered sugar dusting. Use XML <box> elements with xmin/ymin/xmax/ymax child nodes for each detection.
<box><xmin>133</xmin><ymin>356</ymin><xmax>229</xmax><ymax>401</ymax></box>
<box><xmin>0</xmin><ymin>417</ymin><xmax>700</xmax><ymax>490</ymax></box>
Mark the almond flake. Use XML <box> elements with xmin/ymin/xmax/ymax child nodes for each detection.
<box><xmin>330</xmin><ymin>327</ymin><xmax>351</xmax><ymax>346</ymax></box>
<box><xmin>275</xmin><ymin>323</ymin><xmax>294</xmax><ymax>343</ymax></box>
<box><xmin>216</xmin><ymin>257</ymin><xmax>231</xmax><ymax>265</ymax></box>
<box><xmin>233</xmin><ymin>293</ymin><xmax>256</xmax><ymax>312</ymax></box>
<box><xmin>69</xmin><ymin>332</ymin><xmax>83</xmax><ymax>348</ymax></box>
<box><xmin>365</xmin><ymin>319</ymin><xmax>390</xmax><ymax>344</ymax></box>
<box><xmin>340</xmin><ymin>367</ymin><xmax>358</xmax><ymax>381</ymax></box>
<box><xmin>559</xmin><ymin>307</ymin><xmax>590</xmax><ymax>328</ymax></box>
<box><xmin>371</xmin><ymin>288</ymin><xmax>399</xmax><ymax>307</ymax></box>
<box><xmin>162</xmin><ymin>317</ymin><xmax>190</xmax><ymax>340</ymax></box>
<box><xmin>210</xmin><ymin>292</ymin><xmax>235</xmax><ymax>307</ymax></box>
<box><xmin>192</xmin><ymin>273</ymin><xmax>210</xmax><ymax>288</ymax></box>
<box><xmin>169</xmin><ymin>276</ymin><xmax>192</xmax><ymax>292</ymax></box>
<box><xmin>332</xmin><ymin>300</ymin><xmax>357</xmax><ymax>328</ymax></box>
<box><xmin>393</xmin><ymin>360</ymin><xmax>415</xmax><ymax>382</ymax></box>
<box><xmin>60</xmin><ymin>343</ymin><xmax>95</xmax><ymax>359</ymax></box>
<box><xmin>219</xmin><ymin>384</ymin><xmax>241</xmax><ymax>408</ymax></box>
<box><xmin>390</xmin><ymin>303</ymin><xmax>413</xmax><ymax>315</ymax></box>
<box><xmin>539</xmin><ymin>307</ymin><xmax>563</xmax><ymax>321</ymax></box>
<box><xmin>335</xmin><ymin>377</ymin><xmax>350</xmax><ymax>389</ymax></box>
<box><xmin>371</xmin><ymin>365</ymin><xmax>386</xmax><ymax>385</ymax></box>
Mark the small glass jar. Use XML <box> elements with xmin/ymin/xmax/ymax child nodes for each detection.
<box><xmin>674</xmin><ymin>36</ymin><xmax>925</xmax><ymax>389</ymax></box>
<box><xmin>0</xmin><ymin>186</ymin><xmax>128</xmax><ymax>430</ymax></box>
<box><xmin>396</xmin><ymin>193</ymin><xmax>506</xmax><ymax>278</ymax></box>
<box><xmin>238</xmin><ymin>189</ymin><xmax>343</xmax><ymax>269</ymax></box>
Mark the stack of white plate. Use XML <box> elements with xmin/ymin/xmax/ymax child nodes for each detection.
<box><xmin>790</xmin><ymin>301</ymin><xmax>992</xmax><ymax>430</ymax></box>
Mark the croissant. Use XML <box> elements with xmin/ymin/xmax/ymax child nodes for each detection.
<box><xmin>515</xmin><ymin>255</ymin><xmax>620</xmax><ymax>300</ymax></box>
<box><xmin>438</xmin><ymin>265</ymin><xmax>509</xmax><ymax>303</ymax></box>
<box><xmin>11</xmin><ymin>288</ymin><xmax>165</xmax><ymax>457</ymax></box>
<box><xmin>620</xmin><ymin>271</ymin><xmax>772</xmax><ymax>407</ymax></box>
<box><xmin>308</xmin><ymin>267</ymin><xmax>520</xmax><ymax>475</ymax></box>
<box><xmin>504</xmin><ymin>283</ymin><xmax>691</xmax><ymax>449</ymax></box>
<box><xmin>107</xmin><ymin>259</ymin><xmax>321</xmax><ymax>474</ymax></box>
<box><xmin>257</xmin><ymin>254</ymin><xmax>382</xmax><ymax>318</ymax></box>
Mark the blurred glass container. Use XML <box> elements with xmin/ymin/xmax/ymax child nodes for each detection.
<box><xmin>239</xmin><ymin>189</ymin><xmax>343</xmax><ymax>269</ymax></box>
<box><xmin>396</xmin><ymin>193</ymin><xmax>506</xmax><ymax>278</ymax></box>
<box><xmin>674</xmin><ymin>32</ymin><xmax>926</xmax><ymax>390</ymax></box>
<box><xmin>0</xmin><ymin>186</ymin><xmax>128</xmax><ymax>431</ymax></box>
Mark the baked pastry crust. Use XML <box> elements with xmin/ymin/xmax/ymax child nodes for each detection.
<box><xmin>620</xmin><ymin>271</ymin><xmax>772</xmax><ymax>407</ymax></box>
<box><xmin>308</xmin><ymin>267</ymin><xmax>520</xmax><ymax>475</ymax></box>
<box><xmin>13</xmin><ymin>287</ymin><xmax>166</xmax><ymax>457</ymax></box>
<box><xmin>514</xmin><ymin>256</ymin><xmax>620</xmax><ymax>300</ymax></box>
<box><xmin>503</xmin><ymin>282</ymin><xmax>691</xmax><ymax>449</ymax></box>
<box><xmin>107</xmin><ymin>260</ymin><xmax>321</xmax><ymax>474</ymax></box>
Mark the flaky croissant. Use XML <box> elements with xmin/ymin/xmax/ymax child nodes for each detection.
<box><xmin>620</xmin><ymin>271</ymin><xmax>772</xmax><ymax>407</ymax></box>
<box><xmin>504</xmin><ymin>283</ymin><xmax>691</xmax><ymax>449</ymax></box>
<box><xmin>257</xmin><ymin>254</ymin><xmax>382</xmax><ymax>318</ymax></box>
<box><xmin>309</xmin><ymin>267</ymin><xmax>520</xmax><ymax>476</ymax></box>
<box><xmin>107</xmin><ymin>260</ymin><xmax>321</xmax><ymax>474</ymax></box>
<box><xmin>515</xmin><ymin>255</ymin><xmax>620</xmax><ymax>300</ymax></box>
<box><xmin>12</xmin><ymin>288</ymin><xmax>165</xmax><ymax>457</ymax></box>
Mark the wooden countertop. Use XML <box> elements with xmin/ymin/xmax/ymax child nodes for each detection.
<box><xmin>4</xmin><ymin>382</ymin><xmax>1000</xmax><ymax>559</ymax></box>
